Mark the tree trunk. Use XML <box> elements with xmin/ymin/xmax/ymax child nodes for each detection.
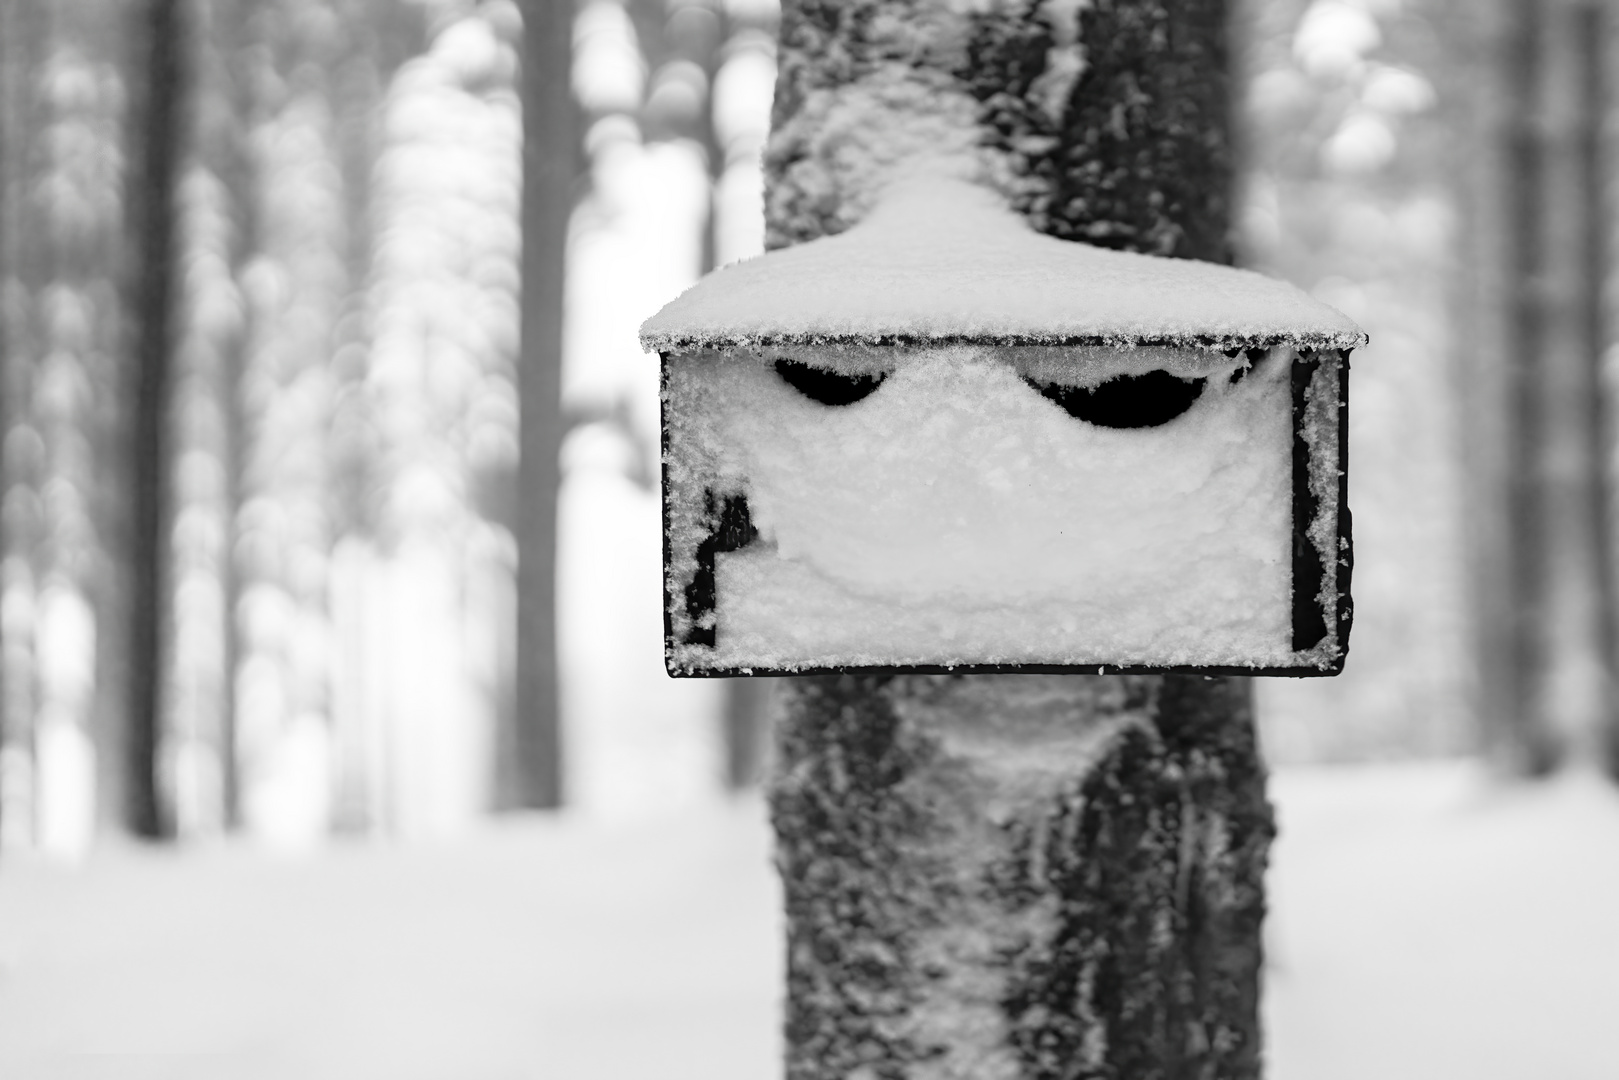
<box><xmin>511</xmin><ymin>0</ymin><xmax>573</xmax><ymax>810</ymax></box>
<box><xmin>1452</xmin><ymin>0</ymin><xmax>1531</xmax><ymax>776</ymax></box>
<box><xmin>0</xmin><ymin>0</ymin><xmax>19</xmax><ymax>847</ymax></box>
<box><xmin>207</xmin><ymin>0</ymin><xmax>256</xmax><ymax>832</ymax></box>
<box><xmin>1461</xmin><ymin>0</ymin><xmax>1614</xmax><ymax>776</ymax></box>
<box><xmin>764</xmin><ymin>2</ymin><xmax>1272</xmax><ymax>1076</ymax></box>
<box><xmin>723</xmin><ymin>676</ymin><xmax>772</xmax><ymax>790</ymax></box>
<box><xmin>1520</xmin><ymin>0</ymin><xmax>1612</xmax><ymax>772</ymax></box>
<box><xmin>120</xmin><ymin>0</ymin><xmax>188</xmax><ymax>839</ymax></box>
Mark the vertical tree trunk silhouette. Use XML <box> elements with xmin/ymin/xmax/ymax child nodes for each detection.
<box><xmin>722</xmin><ymin>677</ymin><xmax>771</xmax><ymax>790</ymax></box>
<box><xmin>217</xmin><ymin>0</ymin><xmax>252</xmax><ymax>832</ymax></box>
<box><xmin>1522</xmin><ymin>0</ymin><xmax>1612</xmax><ymax>773</ymax></box>
<box><xmin>189</xmin><ymin>0</ymin><xmax>261</xmax><ymax>832</ymax></box>
<box><xmin>1463</xmin><ymin>0</ymin><xmax>1613</xmax><ymax>776</ymax></box>
<box><xmin>511</xmin><ymin>0</ymin><xmax>573</xmax><ymax>809</ymax></box>
<box><xmin>1454</xmin><ymin>0</ymin><xmax>1529</xmax><ymax>779</ymax></box>
<box><xmin>764</xmin><ymin>1</ymin><xmax>1272</xmax><ymax>1075</ymax></box>
<box><xmin>120</xmin><ymin>0</ymin><xmax>188</xmax><ymax>838</ymax></box>
<box><xmin>0</xmin><ymin>0</ymin><xmax>18</xmax><ymax>844</ymax></box>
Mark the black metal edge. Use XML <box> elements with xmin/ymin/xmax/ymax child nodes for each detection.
<box><xmin>666</xmin><ymin>660</ymin><xmax>1346</xmax><ymax>679</ymax></box>
<box><xmin>650</xmin><ymin>332</ymin><xmax>1369</xmax><ymax>353</ymax></box>
<box><xmin>660</xmin><ymin>354</ymin><xmax>676</xmax><ymax>668</ymax></box>
<box><xmin>1336</xmin><ymin>347</ymin><xmax>1355</xmax><ymax>661</ymax></box>
<box><xmin>1290</xmin><ymin>350</ymin><xmax>1329</xmax><ymax>651</ymax></box>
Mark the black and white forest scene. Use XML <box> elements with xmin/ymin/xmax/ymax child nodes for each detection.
<box><xmin>0</xmin><ymin>1</ymin><xmax>1616</xmax><ymax>1078</ymax></box>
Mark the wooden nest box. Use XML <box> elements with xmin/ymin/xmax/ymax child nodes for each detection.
<box><xmin>641</xmin><ymin>181</ymin><xmax>1366</xmax><ymax>677</ymax></box>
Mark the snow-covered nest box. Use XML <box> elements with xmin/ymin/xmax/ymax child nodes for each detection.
<box><xmin>641</xmin><ymin>181</ymin><xmax>1365</xmax><ymax>677</ymax></box>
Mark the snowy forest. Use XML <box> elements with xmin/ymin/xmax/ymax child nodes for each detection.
<box><xmin>0</xmin><ymin>0</ymin><xmax>782</xmax><ymax>849</ymax></box>
<box><xmin>0</xmin><ymin>0</ymin><xmax>1617</xmax><ymax>1077</ymax></box>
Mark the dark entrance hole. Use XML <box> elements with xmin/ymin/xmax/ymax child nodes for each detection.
<box><xmin>775</xmin><ymin>358</ymin><xmax>886</xmax><ymax>405</ymax></box>
<box><xmin>1026</xmin><ymin>369</ymin><xmax>1205</xmax><ymax>428</ymax></box>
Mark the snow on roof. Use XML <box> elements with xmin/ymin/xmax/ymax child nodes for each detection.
<box><xmin>641</xmin><ymin>179</ymin><xmax>1367</xmax><ymax>353</ymax></box>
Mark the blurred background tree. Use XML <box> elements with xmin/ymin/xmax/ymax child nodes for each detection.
<box><xmin>0</xmin><ymin>0</ymin><xmax>1614</xmax><ymax>855</ymax></box>
<box><xmin>1449</xmin><ymin>0</ymin><xmax>1615</xmax><ymax>778</ymax></box>
<box><xmin>122</xmin><ymin>0</ymin><xmax>188</xmax><ymax>840</ymax></box>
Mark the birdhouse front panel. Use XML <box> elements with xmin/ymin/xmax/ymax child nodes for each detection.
<box><xmin>661</xmin><ymin>342</ymin><xmax>1349</xmax><ymax>675</ymax></box>
<box><xmin>642</xmin><ymin>180</ymin><xmax>1361</xmax><ymax>677</ymax></box>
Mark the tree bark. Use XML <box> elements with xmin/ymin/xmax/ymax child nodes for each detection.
<box><xmin>511</xmin><ymin>0</ymin><xmax>573</xmax><ymax>810</ymax></box>
<box><xmin>1452</xmin><ymin>0</ymin><xmax>1530</xmax><ymax>777</ymax></box>
<box><xmin>1460</xmin><ymin>0</ymin><xmax>1614</xmax><ymax>776</ymax></box>
<box><xmin>1520</xmin><ymin>0</ymin><xmax>1612</xmax><ymax>772</ymax></box>
<box><xmin>764</xmin><ymin>2</ymin><xmax>1272</xmax><ymax>1076</ymax></box>
<box><xmin>184</xmin><ymin>0</ymin><xmax>255</xmax><ymax>833</ymax></box>
<box><xmin>0</xmin><ymin>0</ymin><xmax>18</xmax><ymax>846</ymax></box>
<box><xmin>121</xmin><ymin>0</ymin><xmax>188</xmax><ymax>839</ymax></box>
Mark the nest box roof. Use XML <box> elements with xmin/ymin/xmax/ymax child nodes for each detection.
<box><xmin>641</xmin><ymin>180</ymin><xmax>1366</xmax><ymax>354</ymax></box>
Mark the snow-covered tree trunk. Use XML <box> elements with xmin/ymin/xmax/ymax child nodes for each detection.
<box><xmin>763</xmin><ymin>2</ymin><xmax>1273</xmax><ymax>1076</ymax></box>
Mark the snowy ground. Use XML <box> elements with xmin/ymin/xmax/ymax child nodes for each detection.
<box><xmin>2</xmin><ymin>760</ymin><xmax>1616</xmax><ymax>1080</ymax></box>
<box><xmin>1265</xmin><ymin>762</ymin><xmax>1619</xmax><ymax>1080</ymax></box>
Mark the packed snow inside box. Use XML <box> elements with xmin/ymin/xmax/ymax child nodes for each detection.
<box><xmin>642</xmin><ymin>179</ymin><xmax>1360</xmax><ymax>675</ymax></box>
<box><xmin>661</xmin><ymin>343</ymin><xmax>1345</xmax><ymax>673</ymax></box>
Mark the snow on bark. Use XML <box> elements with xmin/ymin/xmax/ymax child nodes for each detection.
<box><xmin>770</xmin><ymin>676</ymin><xmax>1271</xmax><ymax>1080</ymax></box>
<box><xmin>761</xmin><ymin>0</ymin><xmax>1274</xmax><ymax>1076</ymax></box>
<box><xmin>764</xmin><ymin>0</ymin><xmax>1019</xmax><ymax>249</ymax></box>
<box><xmin>765</xmin><ymin>0</ymin><xmax>1234</xmax><ymax>262</ymax></box>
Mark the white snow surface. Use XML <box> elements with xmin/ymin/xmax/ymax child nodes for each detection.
<box><xmin>640</xmin><ymin>179</ymin><xmax>1367</xmax><ymax>351</ymax></box>
<box><xmin>2</xmin><ymin>761</ymin><xmax>1616</xmax><ymax>1079</ymax></box>
<box><xmin>667</xmin><ymin>346</ymin><xmax>1297</xmax><ymax>668</ymax></box>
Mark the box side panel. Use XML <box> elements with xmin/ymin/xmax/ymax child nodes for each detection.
<box><xmin>1335</xmin><ymin>348</ymin><xmax>1354</xmax><ymax>662</ymax></box>
<box><xmin>1290</xmin><ymin>351</ymin><xmax>1329</xmax><ymax>652</ymax></box>
<box><xmin>1288</xmin><ymin>348</ymin><xmax>1352</xmax><ymax>674</ymax></box>
<box><xmin>661</xmin><ymin>356</ymin><xmax>674</xmax><ymax>664</ymax></box>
